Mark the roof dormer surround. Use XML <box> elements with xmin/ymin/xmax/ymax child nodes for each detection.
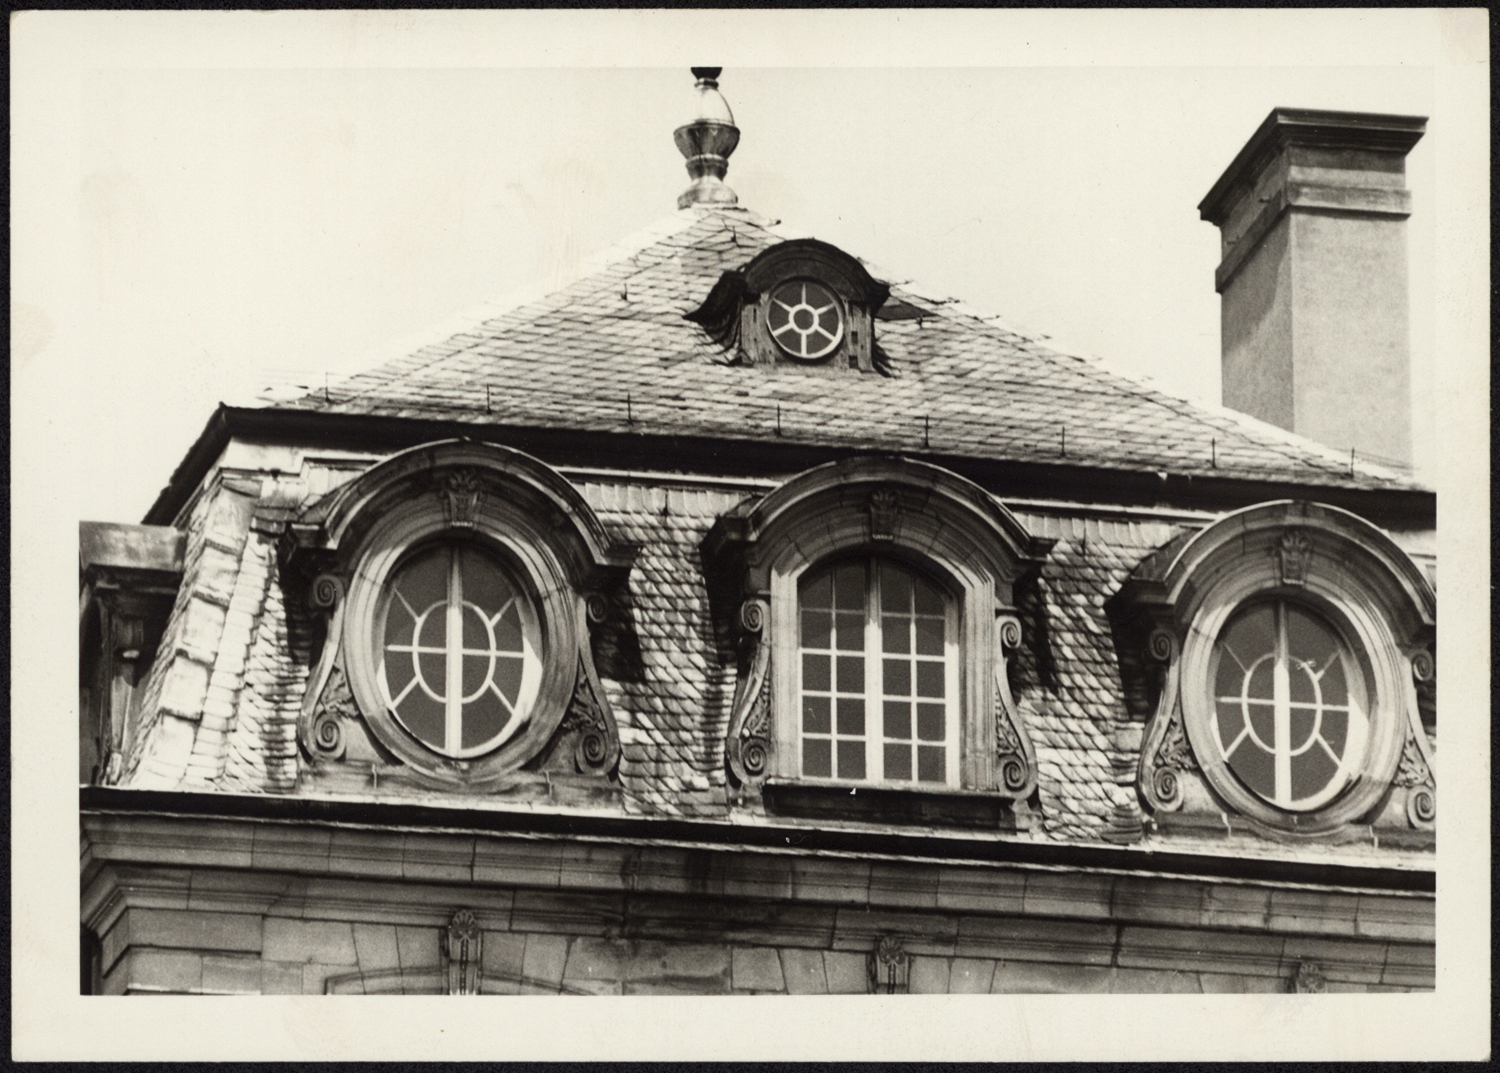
<box><xmin>685</xmin><ymin>238</ymin><xmax>892</xmax><ymax>373</ymax></box>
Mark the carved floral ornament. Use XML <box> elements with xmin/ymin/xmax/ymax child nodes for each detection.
<box><xmin>281</xmin><ymin>440</ymin><xmax>636</xmax><ymax>791</ymax></box>
<box><xmin>709</xmin><ymin>457</ymin><xmax>1052</xmax><ymax>801</ymax></box>
<box><xmin>1114</xmin><ymin>501</ymin><xmax>1437</xmax><ymax>837</ymax></box>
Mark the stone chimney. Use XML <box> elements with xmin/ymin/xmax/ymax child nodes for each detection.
<box><xmin>1199</xmin><ymin>108</ymin><xmax>1425</xmax><ymax>467</ymax></box>
<box><xmin>674</xmin><ymin>68</ymin><xmax>739</xmax><ymax>210</ymax></box>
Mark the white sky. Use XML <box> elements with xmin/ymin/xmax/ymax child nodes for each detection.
<box><xmin>13</xmin><ymin>12</ymin><xmax>1464</xmax><ymax>523</ymax></box>
<box><xmin>11</xmin><ymin>9</ymin><xmax>1492</xmax><ymax>1062</ymax></box>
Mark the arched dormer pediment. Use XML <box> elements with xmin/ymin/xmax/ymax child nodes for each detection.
<box><xmin>706</xmin><ymin>456</ymin><xmax>1052</xmax><ymax>804</ymax></box>
<box><xmin>708</xmin><ymin>455</ymin><xmax>1052</xmax><ymax>600</ymax></box>
<box><xmin>291</xmin><ymin>439</ymin><xmax>634</xmax><ymax>584</ymax></box>
<box><xmin>686</xmin><ymin>238</ymin><xmax>892</xmax><ymax>372</ymax></box>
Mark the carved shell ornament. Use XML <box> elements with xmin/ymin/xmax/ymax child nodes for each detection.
<box><xmin>436</xmin><ymin>468</ymin><xmax>484</xmax><ymax>529</ymax></box>
<box><xmin>867</xmin><ymin>487</ymin><xmax>901</xmax><ymax>542</ymax></box>
<box><xmin>1274</xmin><ymin>528</ymin><xmax>1312</xmax><ymax>586</ymax></box>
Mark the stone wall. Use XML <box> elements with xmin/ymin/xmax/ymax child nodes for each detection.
<box><xmin>83</xmin><ymin>811</ymin><xmax>1434</xmax><ymax>996</ymax></box>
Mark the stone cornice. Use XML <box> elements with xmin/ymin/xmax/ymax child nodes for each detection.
<box><xmin>80</xmin><ymin>786</ymin><xmax>1434</xmax><ymax>894</ymax></box>
<box><xmin>1198</xmin><ymin>108</ymin><xmax>1426</xmax><ymax>226</ymax></box>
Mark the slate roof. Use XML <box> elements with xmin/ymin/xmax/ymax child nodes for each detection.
<box><xmin>274</xmin><ymin>204</ymin><xmax>1419</xmax><ymax>492</ymax></box>
<box><xmin>119</xmin><ymin>200</ymin><xmax>1430</xmax><ymax>857</ymax></box>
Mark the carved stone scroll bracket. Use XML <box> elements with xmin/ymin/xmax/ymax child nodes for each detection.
<box><xmin>994</xmin><ymin>613</ymin><xmax>1037</xmax><ymax>798</ymax></box>
<box><xmin>299</xmin><ymin>572</ymin><xmax>353</xmax><ymax>762</ymax></box>
<box><xmin>1138</xmin><ymin>627</ymin><xmax>1193</xmax><ymax>813</ymax></box>
<box><xmin>561</xmin><ymin>639</ymin><xmax>622</xmax><ymax>777</ymax></box>
<box><xmin>443</xmin><ymin>909</ymin><xmax>482</xmax><ymax>996</ymax></box>
<box><xmin>584</xmin><ymin>591</ymin><xmax>610</xmax><ymax>628</ymax></box>
<box><xmin>867</xmin><ymin>935</ymin><xmax>911</xmax><ymax>994</ymax></box>
<box><xmin>1394</xmin><ymin>645</ymin><xmax>1437</xmax><ymax>830</ymax></box>
<box><xmin>725</xmin><ymin>597</ymin><xmax>773</xmax><ymax>788</ymax></box>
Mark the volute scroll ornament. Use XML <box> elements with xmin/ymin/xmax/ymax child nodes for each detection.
<box><xmin>300</xmin><ymin>571</ymin><xmax>355</xmax><ymax>762</ymax></box>
<box><xmin>560</xmin><ymin>654</ymin><xmax>621</xmax><ymax>775</ymax></box>
<box><xmin>725</xmin><ymin>597</ymin><xmax>773</xmax><ymax>787</ymax></box>
<box><xmin>1138</xmin><ymin>626</ymin><xmax>1193</xmax><ymax>813</ymax></box>
<box><xmin>993</xmin><ymin>613</ymin><xmax>1035</xmax><ymax>795</ymax></box>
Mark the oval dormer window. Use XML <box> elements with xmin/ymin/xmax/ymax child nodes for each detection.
<box><xmin>378</xmin><ymin>542</ymin><xmax>543</xmax><ymax>758</ymax></box>
<box><xmin>768</xmin><ymin>279</ymin><xmax>845</xmax><ymax>360</ymax></box>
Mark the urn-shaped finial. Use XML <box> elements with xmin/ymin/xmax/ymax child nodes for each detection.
<box><xmin>674</xmin><ymin>68</ymin><xmax>740</xmax><ymax>209</ymax></box>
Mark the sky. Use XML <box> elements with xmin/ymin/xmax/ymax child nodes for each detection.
<box><xmin>11</xmin><ymin>13</ymin><xmax>1492</xmax><ymax>1058</ymax></box>
<box><xmin>14</xmin><ymin>11</ymin><xmax>1474</xmax><ymax>525</ymax></box>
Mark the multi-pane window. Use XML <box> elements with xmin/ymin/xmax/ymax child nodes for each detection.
<box><xmin>1211</xmin><ymin>601</ymin><xmax>1369</xmax><ymax>811</ymax></box>
<box><xmin>379</xmin><ymin>543</ymin><xmax>541</xmax><ymax>758</ymax></box>
<box><xmin>798</xmin><ymin>559</ymin><xmax>957</xmax><ymax>785</ymax></box>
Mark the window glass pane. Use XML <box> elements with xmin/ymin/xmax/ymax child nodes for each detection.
<box><xmin>493</xmin><ymin>603</ymin><xmax>522</xmax><ymax>653</ymax></box>
<box><xmin>417</xmin><ymin>606</ymin><xmax>447</xmax><ymax>652</ymax></box>
<box><xmin>1285</xmin><ymin>606</ymin><xmax>1337</xmax><ymax>666</ymax></box>
<box><xmin>881</xmin><ymin>616</ymin><xmax>910</xmax><ymax>654</ymax></box>
<box><xmin>917</xmin><ymin>745</ymin><xmax>945</xmax><ymax>783</ymax></box>
<box><xmin>882</xmin><ymin>658</ymin><xmax>911</xmax><ymax>697</ymax></box>
<box><xmin>803</xmin><ymin>738</ymin><xmax>831</xmax><ymax>777</ymax></box>
<box><xmin>802</xmin><ymin>653</ymin><xmax>830</xmax><ymax>692</ymax></box>
<box><xmin>884</xmin><ymin>743</ymin><xmax>912</xmax><ymax>782</ymax></box>
<box><xmin>833</xmin><ymin>563</ymin><xmax>865</xmax><ymax>610</ymax></box>
<box><xmin>801</xmin><ymin>610</ymin><xmax>832</xmax><ymax>649</ymax></box>
<box><xmin>1319</xmin><ymin>709</ymin><xmax>1349</xmax><ymax>755</ymax></box>
<box><xmin>1227</xmin><ymin>734</ymin><xmax>1275</xmax><ymax>798</ymax></box>
<box><xmin>461</xmin><ymin>692</ymin><xmax>508</xmax><ymax>750</ymax></box>
<box><xmin>836</xmin><ymin>698</ymin><xmax>865</xmax><ymax>736</ymax></box>
<box><xmin>803</xmin><ymin>696</ymin><xmax>830</xmax><ymax>735</ymax></box>
<box><xmin>916</xmin><ymin>702</ymin><xmax>945</xmax><ymax>742</ymax></box>
<box><xmin>396</xmin><ymin>548</ymin><xmax>448</xmax><ymax>615</ymax></box>
<box><xmin>398</xmin><ymin>690</ymin><xmax>446</xmax><ymax>749</ymax></box>
<box><xmin>912</xmin><ymin>575</ymin><xmax>944</xmax><ymax>616</ymax></box>
<box><xmin>458</xmin><ymin>546</ymin><xmax>514</xmax><ymax>615</ymax></box>
<box><xmin>880</xmin><ymin>566</ymin><xmax>912</xmax><ymax>612</ymax></box>
<box><xmin>385</xmin><ymin>606</ymin><xmax>415</xmax><ymax>648</ymax></box>
<box><xmin>461</xmin><ymin>604</ymin><xmax>491</xmax><ymax>657</ymax></box>
<box><xmin>383</xmin><ymin>649</ymin><xmax>416</xmax><ymax>703</ymax></box>
<box><xmin>914</xmin><ymin>616</ymin><xmax>943</xmax><ymax>656</ymax></box>
<box><xmin>492</xmin><ymin>654</ymin><xmax>523</xmax><ymax>703</ymax></box>
<box><xmin>418</xmin><ymin>653</ymin><xmax>448</xmax><ymax>700</ymax></box>
<box><xmin>836</xmin><ymin>655</ymin><xmax>864</xmax><ymax>693</ymax></box>
<box><xmin>835</xmin><ymin>612</ymin><xmax>863</xmax><ymax>651</ymax></box>
<box><xmin>1290</xmin><ymin>743</ymin><xmax>1338</xmax><ymax>801</ymax></box>
<box><xmin>1319</xmin><ymin>657</ymin><xmax>1348</xmax><ymax>708</ymax></box>
<box><xmin>883</xmin><ymin>700</ymin><xmax>910</xmax><ymax>740</ymax></box>
<box><xmin>802</xmin><ymin>571</ymin><xmax>832</xmax><ymax>607</ymax></box>
<box><xmin>916</xmin><ymin>661</ymin><xmax>945</xmax><ymax>698</ymax></box>
<box><xmin>837</xmin><ymin>740</ymin><xmax>866</xmax><ymax>780</ymax></box>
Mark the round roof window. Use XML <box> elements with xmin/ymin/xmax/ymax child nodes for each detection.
<box><xmin>768</xmin><ymin>280</ymin><xmax>845</xmax><ymax>360</ymax></box>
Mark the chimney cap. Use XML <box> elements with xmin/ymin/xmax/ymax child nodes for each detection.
<box><xmin>1198</xmin><ymin>107</ymin><xmax>1426</xmax><ymax>224</ymax></box>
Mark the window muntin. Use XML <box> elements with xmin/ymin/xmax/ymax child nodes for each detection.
<box><xmin>768</xmin><ymin>280</ymin><xmax>845</xmax><ymax>360</ymax></box>
<box><xmin>1209</xmin><ymin>600</ymin><xmax>1369</xmax><ymax>811</ymax></box>
<box><xmin>798</xmin><ymin>559</ymin><xmax>957</xmax><ymax>785</ymax></box>
<box><xmin>378</xmin><ymin>543</ymin><xmax>541</xmax><ymax>758</ymax></box>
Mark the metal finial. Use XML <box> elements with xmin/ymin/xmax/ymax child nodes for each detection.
<box><xmin>674</xmin><ymin>68</ymin><xmax>739</xmax><ymax>209</ymax></box>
